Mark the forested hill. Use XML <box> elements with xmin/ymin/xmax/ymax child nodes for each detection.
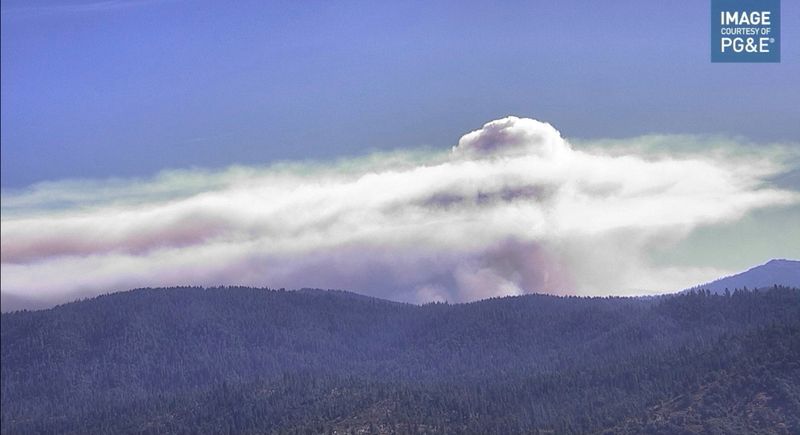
<box><xmin>685</xmin><ymin>259</ymin><xmax>800</xmax><ymax>294</ymax></box>
<box><xmin>2</xmin><ymin>287</ymin><xmax>799</xmax><ymax>434</ymax></box>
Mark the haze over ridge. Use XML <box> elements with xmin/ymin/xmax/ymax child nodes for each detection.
<box><xmin>1</xmin><ymin>117</ymin><xmax>798</xmax><ymax>308</ymax></box>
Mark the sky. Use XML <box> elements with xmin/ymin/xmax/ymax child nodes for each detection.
<box><xmin>1</xmin><ymin>0</ymin><xmax>799</xmax><ymax>309</ymax></box>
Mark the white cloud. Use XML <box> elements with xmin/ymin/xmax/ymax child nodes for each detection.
<box><xmin>1</xmin><ymin>116</ymin><xmax>797</xmax><ymax>309</ymax></box>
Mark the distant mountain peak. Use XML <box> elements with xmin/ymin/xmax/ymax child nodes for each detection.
<box><xmin>685</xmin><ymin>259</ymin><xmax>800</xmax><ymax>294</ymax></box>
<box><xmin>765</xmin><ymin>258</ymin><xmax>797</xmax><ymax>265</ymax></box>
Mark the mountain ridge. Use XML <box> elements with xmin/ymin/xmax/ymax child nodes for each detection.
<box><xmin>684</xmin><ymin>259</ymin><xmax>800</xmax><ymax>294</ymax></box>
<box><xmin>2</xmin><ymin>285</ymin><xmax>799</xmax><ymax>434</ymax></box>
<box><xmin>3</xmin><ymin>259</ymin><xmax>798</xmax><ymax>313</ymax></box>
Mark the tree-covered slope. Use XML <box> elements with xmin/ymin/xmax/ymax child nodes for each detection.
<box><xmin>2</xmin><ymin>287</ymin><xmax>798</xmax><ymax>434</ymax></box>
<box><xmin>685</xmin><ymin>259</ymin><xmax>800</xmax><ymax>294</ymax></box>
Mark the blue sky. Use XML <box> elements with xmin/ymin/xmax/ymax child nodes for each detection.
<box><xmin>1</xmin><ymin>1</ymin><xmax>799</xmax><ymax>308</ymax></box>
<box><xmin>2</xmin><ymin>0</ymin><xmax>799</xmax><ymax>187</ymax></box>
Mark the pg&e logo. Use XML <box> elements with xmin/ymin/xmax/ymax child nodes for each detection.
<box><xmin>711</xmin><ymin>0</ymin><xmax>780</xmax><ymax>62</ymax></box>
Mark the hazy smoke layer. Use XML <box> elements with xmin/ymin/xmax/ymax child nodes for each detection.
<box><xmin>1</xmin><ymin>117</ymin><xmax>797</xmax><ymax>309</ymax></box>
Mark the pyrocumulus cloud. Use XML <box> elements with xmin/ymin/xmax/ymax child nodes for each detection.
<box><xmin>1</xmin><ymin>117</ymin><xmax>797</xmax><ymax>309</ymax></box>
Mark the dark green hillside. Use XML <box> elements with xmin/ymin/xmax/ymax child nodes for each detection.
<box><xmin>2</xmin><ymin>287</ymin><xmax>799</xmax><ymax>434</ymax></box>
